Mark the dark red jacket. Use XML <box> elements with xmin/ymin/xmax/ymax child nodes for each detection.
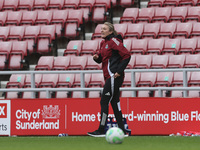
<box><xmin>94</xmin><ymin>34</ymin><xmax>131</xmax><ymax>81</ymax></box>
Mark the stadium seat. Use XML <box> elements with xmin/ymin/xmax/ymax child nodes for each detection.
<box><xmin>57</xmin><ymin>73</ymin><xmax>75</xmax><ymax>88</ymax></box>
<box><xmin>146</xmin><ymin>39</ymin><xmax>164</xmax><ymax>54</ymax></box>
<box><xmin>170</xmin><ymin>91</ymin><xmax>183</xmax><ymax>98</ymax></box>
<box><xmin>184</xmin><ymin>54</ymin><xmax>200</xmax><ymax>68</ymax></box>
<box><xmin>0</xmin><ymin>11</ymin><xmax>7</xmax><ymax>26</ymax></box>
<box><xmin>171</xmin><ymin>71</ymin><xmax>190</xmax><ymax>87</ymax></box>
<box><xmin>0</xmin><ymin>41</ymin><xmax>12</xmax><ymax>70</ymax></box>
<box><xmin>33</xmin><ymin>0</ymin><xmax>50</xmax><ymax>10</ymax></box>
<box><xmin>8</xmin><ymin>41</ymin><xmax>28</xmax><ymax>70</ymax></box>
<box><xmin>85</xmin><ymin>55</ymin><xmax>102</xmax><ymax>70</ymax></box>
<box><xmin>114</xmin><ymin>24</ymin><xmax>127</xmax><ymax>38</ymax></box>
<box><xmin>7</xmin><ymin>26</ymin><xmax>25</xmax><ymax>41</ymax></box>
<box><xmin>64</xmin><ymin>9</ymin><xmax>83</xmax><ymax>39</ymax></box>
<box><xmin>130</xmin><ymin>39</ymin><xmax>148</xmax><ymax>54</ymax></box>
<box><xmin>20</xmin><ymin>11</ymin><xmax>37</xmax><ymax>26</ymax></box>
<box><xmin>6</xmin><ymin>74</ymin><xmax>26</xmax><ymax>88</ymax></box>
<box><xmin>52</xmin><ymin>56</ymin><xmax>70</xmax><ymax>70</ymax></box>
<box><xmin>91</xmin><ymin>24</ymin><xmax>103</xmax><ymax>40</ymax></box>
<box><xmin>88</xmin><ymin>73</ymin><xmax>105</xmax><ymax>87</ymax></box>
<box><xmin>121</xmin><ymin>91</ymin><xmax>133</xmax><ymax>97</ymax></box>
<box><xmin>137</xmin><ymin>91</ymin><xmax>153</xmax><ymax>97</ymax></box>
<box><xmin>188</xmin><ymin>91</ymin><xmax>200</xmax><ymax>97</ymax></box>
<box><xmin>2</xmin><ymin>0</ymin><xmax>18</xmax><ymax>11</ymax></box>
<box><xmin>190</xmin><ymin>22</ymin><xmax>200</xmax><ymax>38</ymax></box>
<box><xmin>119</xmin><ymin>8</ymin><xmax>139</xmax><ymax>24</ymax></box>
<box><xmin>150</xmin><ymin>55</ymin><xmax>169</xmax><ymax>69</ymax></box>
<box><xmin>120</xmin><ymin>0</ymin><xmax>134</xmax><ymax>7</ymax></box>
<box><xmin>5</xmin><ymin>11</ymin><xmax>22</xmax><ymax>26</ymax></box>
<box><xmin>0</xmin><ymin>26</ymin><xmax>10</xmax><ymax>41</ymax></box>
<box><xmin>50</xmin><ymin>10</ymin><xmax>68</xmax><ymax>37</ymax></box>
<box><xmin>67</xmin><ymin>55</ymin><xmax>87</xmax><ymax>70</ymax></box>
<box><xmin>0</xmin><ymin>0</ymin><xmax>4</xmax><ymax>11</ymax></box>
<box><xmin>37</xmin><ymin>25</ymin><xmax>56</xmax><ymax>54</ymax></box>
<box><xmin>123</xmin><ymin>39</ymin><xmax>132</xmax><ymax>52</ymax></box>
<box><xmin>73</xmin><ymin>73</ymin><xmax>91</xmax><ymax>87</ymax></box>
<box><xmin>137</xmin><ymin>72</ymin><xmax>157</xmax><ymax>87</ymax></box>
<box><xmin>87</xmin><ymin>88</ymin><xmax>101</xmax><ymax>98</ymax></box>
<box><xmin>173</xmin><ymin>22</ymin><xmax>192</xmax><ymax>39</ymax></box>
<box><xmin>167</xmin><ymin>55</ymin><xmax>186</xmax><ymax>68</ymax></box>
<box><xmin>194</xmin><ymin>38</ymin><xmax>200</xmax><ymax>53</ymax></box>
<box><xmin>188</xmin><ymin>71</ymin><xmax>200</xmax><ymax>86</ymax></box>
<box><xmin>179</xmin><ymin>0</ymin><xmax>198</xmax><ymax>6</ymax></box>
<box><xmin>80</xmin><ymin>40</ymin><xmax>99</xmax><ymax>56</ymax></box>
<box><xmin>179</xmin><ymin>38</ymin><xmax>197</xmax><ymax>54</ymax></box>
<box><xmin>24</xmin><ymin>74</ymin><xmax>42</xmax><ymax>88</ymax></box>
<box><xmin>63</xmin><ymin>40</ymin><xmax>83</xmax><ymax>56</ymax></box>
<box><xmin>162</xmin><ymin>39</ymin><xmax>181</xmax><ymax>55</ymax></box>
<box><xmin>47</xmin><ymin>0</ymin><xmax>64</xmax><ymax>10</ymax></box>
<box><xmin>133</xmin><ymin>55</ymin><xmax>152</xmax><ymax>69</ymax></box>
<box><xmin>5</xmin><ymin>87</ymin><xmax>20</xmax><ymax>99</ymax></box>
<box><xmin>35</xmin><ymin>10</ymin><xmax>53</xmax><ymax>25</ymax></box>
<box><xmin>124</xmin><ymin>23</ymin><xmax>144</xmax><ymax>39</ymax></box>
<box><xmin>78</xmin><ymin>0</ymin><xmax>95</xmax><ymax>22</ymax></box>
<box><xmin>136</xmin><ymin>7</ymin><xmax>155</xmax><ymax>23</ymax></box>
<box><xmin>92</xmin><ymin>0</ymin><xmax>111</xmax><ymax>23</ymax></box>
<box><xmin>163</xmin><ymin>0</ymin><xmax>181</xmax><ymax>7</ymax></box>
<box><xmin>63</xmin><ymin>0</ymin><xmax>80</xmax><ymax>9</ymax></box>
<box><xmin>169</xmin><ymin>7</ymin><xmax>188</xmax><ymax>23</ymax></box>
<box><xmin>154</xmin><ymin>72</ymin><xmax>173</xmax><ymax>87</ymax></box>
<box><xmin>126</xmin><ymin>54</ymin><xmax>135</xmax><ymax>69</ymax></box>
<box><xmin>157</xmin><ymin>22</ymin><xmax>176</xmax><ymax>39</ymax></box>
<box><xmin>35</xmin><ymin>56</ymin><xmax>54</xmax><ymax>70</ymax></box>
<box><xmin>23</xmin><ymin>25</ymin><xmax>40</xmax><ymax>54</ymax></box>
<box><xmin>185</xmin><ymin>6</ymin><xmax>200</xmax><ymax>22</ymax></box>
<box><xmin>151</xmin><ymin>7</ymin><xmax>172</xmax><ymax>23</ymax></box>
<box><xmin>148</xmin><ymin>0</ymin><xmax>165</xmax><ymax>7</ymax></box>
<box><xmin>17</xmin><ymin>0</ymin><xmax>34</xmax><ymax>11</ymax></box>
<box><xmin>141</xmin><ymin>23</ymin><xmax>160</xmax><ymax>39</ymax></box>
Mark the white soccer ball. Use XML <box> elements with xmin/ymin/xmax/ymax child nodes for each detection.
<box><xmin>105</xmin><ymin>127</ymin><xmax>124</xmax><ymax>144</ymax></box>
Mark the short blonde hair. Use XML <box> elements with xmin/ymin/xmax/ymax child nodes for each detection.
<box><xmin>104</xmin><ymin>22</ymin><xmax>118</xmax><ymax>36</ymax></box>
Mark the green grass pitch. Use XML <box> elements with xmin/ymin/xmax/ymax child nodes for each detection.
<box><xmin>1</xmin><ymin>136</ymin><xmax>200</xmax><ymax>150</ymax></box>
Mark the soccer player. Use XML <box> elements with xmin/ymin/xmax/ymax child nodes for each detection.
<box><xmin>87</xmin><ymin>22</ymin><xmax>131</xmax><ymax>137</ymax></box>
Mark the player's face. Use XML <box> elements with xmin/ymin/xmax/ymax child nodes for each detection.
<box><xmin>101</xmin><ymin>24</ymin><xmax>112</xmax><ymax>38</ymax></box>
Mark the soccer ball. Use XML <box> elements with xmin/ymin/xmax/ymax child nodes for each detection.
<box><xmin>105</xmin><ymin>127</ymin><xmax>124</xmax><ymax>144</ymax></box>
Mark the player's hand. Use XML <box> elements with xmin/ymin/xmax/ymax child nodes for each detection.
<box><xmin>114</xmin><ymin>72</ymin><xmax>120</xmax><ymax>78</ymax></box>
<box><xmin>93</xmin><ymin>54</ymin><xmax>99</xmax><ymax>60</ymax></box>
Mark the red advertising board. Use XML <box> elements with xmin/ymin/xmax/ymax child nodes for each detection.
<box><xmin>2</xmin><ymin>97</ymin><xmax>200</xmax><ymax>136</ymax></box>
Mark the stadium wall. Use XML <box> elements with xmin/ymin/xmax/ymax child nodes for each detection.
<box><xmin>1</xmin><ymin>98</ymin><xmax>200</xmax><ymax>136</ymax></box>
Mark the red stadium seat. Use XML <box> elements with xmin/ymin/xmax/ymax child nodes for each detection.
<box><xmin>126</xmin><ymin>54</ymin><xmax>135</xmax><ymax>69</ymax></box>
<box><xmin>6</xmin><ymin>74</ymin><xmax>26</xmax><ymax>88</ymax></box>
<box><xmin>33</xmin><ymin>0</ymin><xmax>50</xmax><ymax>10</ymax></box>
<box><xmin>154</xmin><ymin>72</ymin><xmax>173</xmax><ymax>87</ymax></box>
<box><xmin>52</xmin><ymin>56</ymin><xmax>70</xmax><ymax>70</ymax></box>
<box><xmin>173</xmin><ymin>22</ymin><xmax>192</xmax><ymax>39</ymax></box>
<box><xmin>5</xmin><ymin>87</ymin><xmax>20</xmax><ymax>99</ymax></box>
<box><xmin>141</xmin><ymin>23</ymin><xmax>160</xmax><ymax>39</ymax></box>
<box><xmin>73</xmin><ymin>73</ymin><xmax>91</xmax><ymax>87</ymax></box>
<box><xmin>57</xmin><ymin>74</ymin><xmax>75</xmax><ymax>88</ymax></box>
<box><xmin>119</xmin><ymin>8</ymin><xmax>139</xmax><ymax>24</ymax></box>
<box><xmin>47</xmin><ymin>0</ymin><xmax>64</xmax><ymax>10</ymax></box>
<box><xmin>151</xmin><ymin>7</ymin><xmax>172</xmax><ymax>23</ymax></box>
<box><xmin>80</xmin><ymin>40</ymin><xmax>99</xmax><ymax>56</ymax></box>
<box><xmin>137</xmin><ymin>91</ymin><xmax>153</xmax><ymax>97</ymax></box>
<box><xmin>163</xmin><ymin>0</ymin><xmax>181</xmax><ymax>7</ymax></box>
<box><xmin>136</xmin><ymin>7</ymin><xmax>155</xmax><ymax>23</ymax></box>
<box><xmin>23</xmin><ymin>25</ymin><xmax>41</xmax><ymax>54</ymax></box>
<box><xmin>188</xmin><ymin>91</ymin><xmax>200</xmax><ymax>97</ymax></box>
<box><xmin>87</xmin><ymin>89</ymin><xmax>101</xmax><ymax>98</ymax></box>
<box><xmin>37</xmin><ymin>25</ymin><xmax>56</xmax><ymax>54</ymax></box>
<box><xmin>169</xmin><ymin>7</ymin><xmax>188</xmax><ymax>23</ymax></box>
<box><xmin>130</xmin><ymin>39</ymin><xmax>148</xmax><ymax>54</ymax></box>
<box><xmin>171</xmin><ymin>72</ymin><xmax>190</xmax><ymax>87</ymax></box>
<box><xmin>50</xmin><ymin>10</ymin><xmax>68</xmax><ymax>37</ymax></box>
<box><xmin>167</xmin><ymin>55</ymin><xmax>186</xmax><ymax>68</ymax></box>
<box><xmin>133</xmin><ymin>55</ymin><xmax>152</xmax><ymax>69</ymax></box>
<box><xmin>35</xmin><ymin>56</ymin><xmax>54</xmax><ymax>70</ymax></box>
<box><xmin>157</xmin><ymin>22</ymin><xmax>176</xmax><ymax>39</ymax></box>
<box><xmin>91</xmin><ymin>24</ymin><xmax>103</xmax><ymax>40</ymax></box>
<box><xmin>184</xmin><ymin>54</ymin><xmax>200</xmax><ymax>68</ymax></box>
<box><xmin>24</xmin><ymin>74</ymin><xmax>42</xmax><ymax>88</ymax></box>
<box><xmin>179</xmin><ymin>0</ymin><xmax>198</xmax><ymax>6</ymax></box>
<box><xmin>63</xmin><ymin>0</ymin><xmax>80</xmax><ymax>9</ymax></box>
<box><xmin>120</xmin><ymin>0</ymin><xmax>134</xmax><ymax>7</ymax></box>
<box><xmin>190</xmin><ymin>22</ymin><xmax>200</xmax><ymax>38</ymax></box>
<box><xmin>123</xmin><ymin>39</ymin><xmax>132</xmax><ymax>52</ymax></box>
<box><xmin>17</xmin><ymin>0</ymin><xmax>34</xmax><ymax>11</ymax></box>
<box><xmin>146</xmin><ymin>39</ymin><xmax>164</xmax><ymax>54</ymax></box>
<box><xmin>88</xmin><ymin>73</ymin><xmax>105</xmax><ymax>87</ymax></box>
<box><xmin>0</xmin><ymin>41</ymin><xmax>12</xmax><ymax>70</ymax></box>
<box><xmin>114</xmin><ymin>24</ymin><xmax>127</xmax><ymax>38</ymax></box>
<box><xmin>170</xmin><ymin>91</ymin><xmax>183</xmax><ymax>98</ymax></box>
<box><xmin>151</xmin><ymin>55</ymin><xmax>169</xmax><ymax>69</ymax></box>
<box><xmin>5</xmin><ymin>11</ymin><xmax>22</xmax><ymax>26</ymax></box>
<box><xmin>0</xmin><ymin>0</ymin><xmax>4</xmax><ymax>11</ymax></box>
<box><xmin>7</xmin><ymin>26</ymin><xmax>25</xmax><ymax>41</ymax></box>
<box><xmin>162</xmin><ymin>39</ymin><xmax>181</xmax><ymax>55</ymax></box>
<box><xmin>0</xmin><ymin>26</ymin><xmax>10</xmax><ymax>41</ymax></box>
<box><xmin>85</xmin><ymin>55</ymin><xmax>102</xmax><ymax>70</ymax></box>
<box><xmin>179</xmin><ymin>38</ymin><xmax>197</xmax><ymax>54</ymax></box>
<box><xmin>188</xmin><ymin>72</ymin><xmax>200</xmax><ymax>86</ymax></box>
<box><xmin>185</xmin><ymin>6</ymin><xmax>200</xmax><ymax>22</ymax></box>
<box><xmin>194</xmin><ymin>38</ymin><xmax>200</xmax><ymax>54</ymax></box>
<box><xmin>123</xmin><ymin>72</ymin><xmax>131</xmax><ymax>87</ymax></box>
<box><xmin>64</xmin><ymin>40</ymin><xmax>83</xmax><ymax>56</ymax></box>
<box><xmin>124</xmin><ymin>23</ymin><xmax>144</xmax><ymax>39</ymax></box>
<box><xmin>2</xmin><ymin>0</ymin><xmax>18</xmax><ymax>11</ymax></box>
<box><xmin>64</xmin><ymin>9</ymin><xmax>83</xmax><ymax>39</ymax></box>
<box><xmin>8</xmin><ymin>41</ymin><xmax>28</xmax><ymax>70</ymax></box>
<box><xmin>148</xmin><ymin>0</ymin><xmax>165</xmax><ymax>7</ymax></box>
<box><xmin>67</xmin><ymin>55</ymin><xmax>87</xmax><ymax>70</ymax></box>
<box><xmin>0</xmin><ymin>11</ymin><xmax>7</xmax><ymax>26</ymax></box>
<box><xmin>20</xmin><ymin>11</ymin><xmax>37</xmax><ymax>26</ymax></box>
<box><xmin>137</xmin><ymin>72</ymin><xmax>157</xmax><ymax>87</ymax></box>
<box><xmin>35</xmin><ymin>10</ymin><xmax>53</xmax><ymax>25</ymax></box>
